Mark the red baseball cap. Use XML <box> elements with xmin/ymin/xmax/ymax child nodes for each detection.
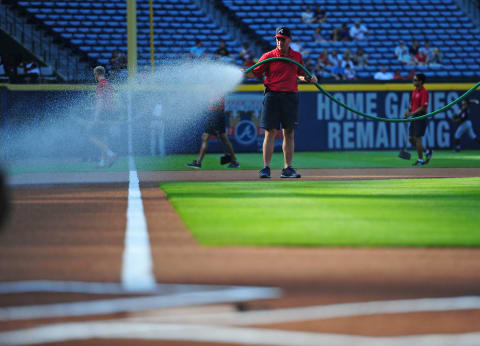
<box><xmin>275</xmin><ymin>26</ymin><xmax>291</xmax><ymax>39</ymax></box>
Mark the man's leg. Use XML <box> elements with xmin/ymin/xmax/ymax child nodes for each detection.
<box><xmin>263</xmin><ymin>129</ymin><xmax>277</xmax><ymax>167</ymax></box>
<box><xmin>219</xmin><ymin>133</ymin><xmax>237</xmax><ymax>161</ymax></box>
<box><xmin>197</xmin><ymin>132</ymin><xmax>210</xmax><ymax>163</ymax></box>
<box><xmin>414</xmin><ymin>136</ymin><xmax>426</xmax><ymax>159</ymax></box>
<box><xmin>282</xmin><ymin>128</ymin><xmax>295</xmax><ymax>168</ymax></box>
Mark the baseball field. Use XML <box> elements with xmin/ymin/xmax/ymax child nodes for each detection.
<box><xmin>1</xmin><ymin>149</ymin><xmax>480</xmax><ymax>345</ymax></box>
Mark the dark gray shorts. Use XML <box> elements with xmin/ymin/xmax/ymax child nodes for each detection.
<box><xmin>261</xmin><ymin>91</ymin><xmax>299</xmax><ymax>130</ymax></box>
<box><xmin>205</xmin><ymin>110</ymin><xmax>226</xmax><ymax>135</ymax></box>
<box><xmin>409</xmin><ymin>118</ymin><xmax>428</xmax><ymax>137</ymax></box>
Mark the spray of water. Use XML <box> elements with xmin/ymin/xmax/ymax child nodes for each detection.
<box><xmin>1</xmin><ymin>58</ymin><xmax>244</xmax><ymax>174</ymax></box>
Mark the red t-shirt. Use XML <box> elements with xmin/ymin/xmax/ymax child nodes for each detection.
<box><xmin>252</xmin><ymin>47</ymin><xmax>305</xmax><ymax>92</ymax></box>
<box><xmin>411</xmin><ymin>86</ymin><xmax>429</xmax><ymax>114</ymax></box>
<box><xmin>96</xmin><ymin>78</ymin><xmax>114</xmax><ymax>111</ymax></box>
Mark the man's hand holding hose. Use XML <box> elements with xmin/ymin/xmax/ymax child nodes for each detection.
<box><xmin>299</xmin><ymin>74</ymin><xmax>318</xmax><ymax>84</ymax></box>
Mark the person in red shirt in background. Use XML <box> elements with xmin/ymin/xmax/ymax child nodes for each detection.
<box><xmin>414</xmin><ymin>50</ymin><xmax>427</xmax><ymax>66</ymax></box>
<box><xmin>186</xmin><ymin>92</ymin><xmax>239</xmax><ymax>169</ymax></box>
<box><xmin>404</xmin><ymin>73</ymin><xmax>433</xmax><ymax>166</ymax></box>
<box><xmin>92</xmin><ymin>66</ymin><xmax>117</xmax><ymax>168</ymax></box>
<box><xmin>244</xmin><ymin>26</ymin><xmax>317</xmax><ymax>179</ymax></box>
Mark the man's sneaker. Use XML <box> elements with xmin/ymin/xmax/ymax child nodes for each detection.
<box><xmin>227</xmin><ymin>160</ymin><xmax>240</xmax><ymax>168</ymax></box>
<box><xmin>412</xmin><ymin>159</ymin><xmax>425</xmax><ymax>166</ymax></box>
<box><xmin>424</xmin><ymin>149</ymin><xmax>433</xmax><ymax>164</ymax></box>
<box><xmin>281</xmin><ymin>166</ymin><xmax>301</xmax><ymax>178</ymax></box>
<box><xmin>259</xmin><ymin>166</ymin><xmax>271</xmax><ymax>179</ymax></box>
<box><xmin>186</xmin><ymin>160</ymin><xmax>201</xmax><ymax>169</ymax></box>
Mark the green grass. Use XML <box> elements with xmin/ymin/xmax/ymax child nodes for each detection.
<box><xmin>160</xmin><ymin>178</ymin><xmax>480</xmax><ymax>247</ymax></box>
<box><xmin>6</xmin><ymin>150</ymin><xmax>480</xmax><ymax>174</ymax></box>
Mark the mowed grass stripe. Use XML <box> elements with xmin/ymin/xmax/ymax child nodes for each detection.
<box><xmin>7</xmin><ymin>150</ymin><xmax>480</xmax><ymax>174</ymax></box>
<box><xmin>160</xmin><ymin>178</ymin><xmax>480</xmax><ymax>247</ymax></box>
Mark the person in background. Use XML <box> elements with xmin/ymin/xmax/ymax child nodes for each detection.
<box><xmin>313</xmin><ymin>5</ymin><xmax>327</xmax><ymax>24</ymax></box>
<box><xmin>186</xmin><ymin>93</ymin><xmax>239</xmax><ymax>169</ymax></box>
<box><xmin>393</xmin><ymin>70</ymin><xmax>404</xmax><ymax>80</ymax></box>
<box><xmin>409</xmin><ymin>39</ymin><xmax>420</xmax><ymax>56</ymax></box>
<box><xmin>243</xmin><ymin>26</ymin><xmax>318</xmax><ymax>179</ymax></box>
<box><xmin>428</xmin><ymin>48</ymin><xmax>443</xmax><ymax>66</ymax></box>
<box><xmin>452</xmin><ymin>98</ymin><xmax>480</xmax><ymax>152</ymax></box>
<box><xmin>330</xmin><ymin>60</ymin><xmax>346</xmax><ymax>80</ymax></box>
<box><xmin>313</xmin><ymin>27</ymin><xmax>326</xmax><ymax>43</ymax></box>
<box><xmin>373</xmin><ymin>66</ymin><xmax>394</xmax><ymax>80</ymax></box>
<box><xmin>190</xmin><ymin>39</ymin><xmax>206</xmax><ymax>58</ymax></box>
<box><xmin>92</xmin><ymin>66</ymin><xmax>117</xmax><ymax>168</ymax></box>
<box><xmin>349</xmin><ymin>21</ymin><xmax>368</xmax><ymax>41</ymax></box>
<box><xmin>23</xmin><ymin>59</ymin><xmax>40</xmax><ymax>83</ymax></box>
<box><xmin>301</xmin><ymin>6</ymin><xmax>314</xmax><ymax>24</ymax></box>
<box><xmin>404</xmin><ymin>73</ymin><xmax>433</xmax><ymax>166</ymax></box>
<box><xmin>339</xmin><ymin>23</ymin><xmax>351</xmax><ymax>41</ymax></box>
<box><xmin>353</xmin><ymin>47</ymin><xmax>368</xmax><ymax>66</ymax></box>
<box><xmin>239</xmin><ymin>42</ymin><xmax>255</xmax><ymax>67</ymax></box>
<box><xmin>420</xmin><ymin>40</ymin><xmax>434</xmax><ymax>62</ymax></box>
<box><xmin>215</xmin><ymin>41</ymin><xmax>230</xmax><ymax>58</ymax></box>
<box><xmin>414</xmin><ymin>50</ymin><xmax>427</xmax><ymax>65</ymax></box>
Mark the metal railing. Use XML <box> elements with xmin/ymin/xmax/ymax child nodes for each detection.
<box><xmin>0</xmin><ymin>1</ymin><xmax>90</xmax><ymax>82</ymax></box>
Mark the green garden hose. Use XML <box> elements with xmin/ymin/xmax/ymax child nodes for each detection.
<box><xmin>244</xmin><ymin>57</ymin><xmax>480</xmax><ymax>123</ymax></box>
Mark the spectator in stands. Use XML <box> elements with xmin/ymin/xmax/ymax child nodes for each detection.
<box><xmin>313</xmin><ymin>5</ymin><xmax>327</xmax><ymax>24</ymax></box>
<box><xmin>290</xmin><ymin>39</ymin><xmax>309</xmax><ymax>58</ymax></box>
<box><xmin>110</xmin><ymin>50</ymin><xmax>127</xmax><ymax>82</ymax></box>
<box><xmin>331</xmin><ymin>27</ymin><xmax>341</xmax><ymax>42</ymax></box>
<box><xmin>428</xmin><ymin>48</ymin><xmax>443</xmax><ymax>66</ymax></box>
<box><xmin>393</xmin><ymin>70</ymin><xmax>404</xmax><ymax>80</ymax></box>
<box><xmin>313</xmin><ymin>27</ymin><xmax>326</xmax><ymax>43</ymax></box>
<box><xmin>414</xmin><ymin>50</ymin><xmax>427</xmax><ymax>66</ymax></box>
<box><xmin>315</xmin><ymin>48</ymin><xmax>330</xmax><ymax>75</ymax></box>
<box><xmin>239</xmin><ymin>42</ymin><xmax>255</xmax><ymax>67</ymax></box>
<box><xmin>409</xmin><ymin>40</ymin><xmax>420</xmax><ymax>56</ymax></box>
<box><xmin>373</xmin><ymin>66</ymin><xmax>394</xmax><ymax>80</ymax></box>
<box><xmin>349</xmin><ymin>21</ymin><xmax>368</xmax><ymax>41</ymax></box>
<box><xmin>328</xmin><ymin>49</ymin><xmax>343</xmax><ymax>67</ymax></box>
<box><xmin>330</xmin><ymin>60</ymin><xmax>346</xmax><ymax>80</ymax></box>
<box><xmin>0</xmin><ymin>56</ymin><xmax>8</xmax><ymax>82</ymax></box>
<box><xmin>214</xmin><ymin>41</ymin><xmax>232</xmax><ymax>63</ymax></box>
<box><xmin>395</xmin><ymin>41</ymin><xmax>407</xmax><ymax>60</ymax></box>
<box><xmin>420</xmin><ymin>40</ymin><xmax>434</xmax><ymax>61</ymax></box>
<box><xmin>395</xmin><ymin>42</ymin><xmax>414</xmax><ymax>65</ymax></box>
<box><xmin>353</xmin><ymin>47</ymin><xmax>368</xmax><ymax>67</ymax></box>
<box><xmin>345</xmin><ymin>64</ymin><xmax>356</xmax><ymax>80</ymax></box>
<box><xmin>304</xmin><ymin>58</ymin><xmax>316</xmax><ymax>76</ymax></box>
<box><xmin>342</xmin><ymin>49</ymin><xmax>352</xmax><ymax>63</ymax></box>
<box><xmin>190</xmin><ymin>39</ymin><xmax>206</xmax><ymax>58</ymax></box>
<box><xmin>110</xmin><ymin>50</ymin><xmax>126</xmax><ymax>71</ymax></box>
<box><xmin>23</xmin><ymin>59</ymin><xmax>40</xmax><ymax>83</ymax></box>
<box><xmin>339</xmin><ymin>23</ymin><xmax>351</xmax><ymax>41</ymax></box>
<box><xmin>301</xmin><ymin>6</ymin><xmax>314</xmax><ymax>24</ymax></box>
<box><xmin>342</xmin><ymin>55</ymin><xmax>354</xmax><ymax>71</ymax></box>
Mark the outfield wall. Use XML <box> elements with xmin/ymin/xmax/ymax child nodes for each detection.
<box><xmin>1</xmin><ymin>83</ymin><xmax>479</xmax><ymax>157</ymax></box>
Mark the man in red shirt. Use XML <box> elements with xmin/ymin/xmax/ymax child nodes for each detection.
<box><xmin>92</xmin><ymin>66</ymin><xmax>117</xmax><ymax>168</ymax></box>
<box><xmin>244</xmin><ymin>27</ymin><xmax>317</xmax><ymax>178</ymax></box>
<box><xmin>404</xmin><ymin>73</ymin><xmax>432</xmax><ymax>166</ymax></box>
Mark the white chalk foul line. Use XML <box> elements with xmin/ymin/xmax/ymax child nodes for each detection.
<box><xmin>121</xmin><ymin>167</ymin><xmax>156</xmax><ymax>292</ymax></box>
<box><xmin>1</xmin><ymin>322</ymin><xmax>480</xmax><ymax>346</ymax></box>
<box><xmin>123</xmin><ymin>88</ymin><xmax>155</xmax><ymax>292</ymax></box>
<box><xmin>0</xmin><ymin>286</ymin><xmax>280</xmax><ymax>321</ymax></box>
